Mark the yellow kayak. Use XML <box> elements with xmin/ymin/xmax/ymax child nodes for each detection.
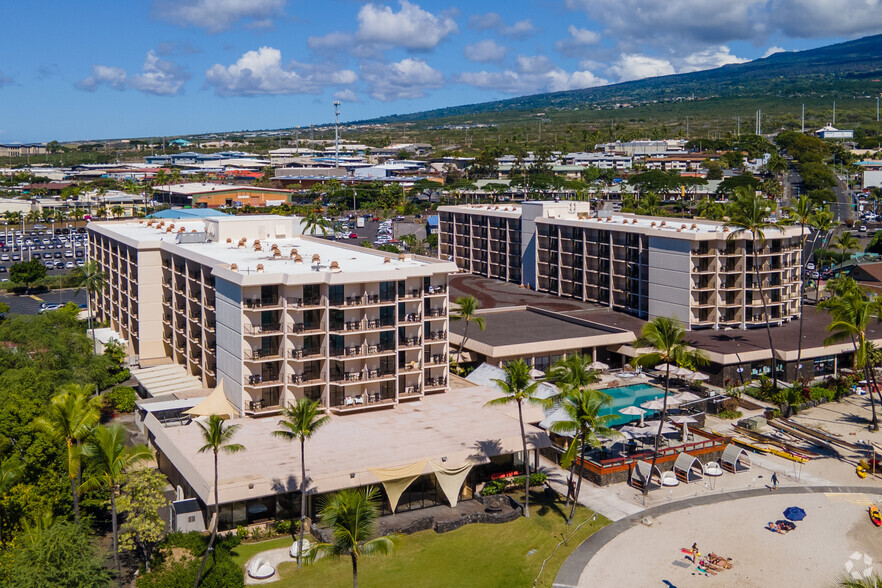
<box><xmin>858</xmin><ymin>465</ymin><xmax>869</xmax><ymax>479</ymax></box>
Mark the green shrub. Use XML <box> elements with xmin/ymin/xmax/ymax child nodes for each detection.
<box><xmin>106</xmin><ymin>385</ymin><xmax>136</xmax><ymax>413</ymax></box>
<box><xmin>162</xmin><ymin>531</ymin><xmax>207</xmax><ymax>556</ymax></box>
<box><xmin>809</xmin><ymin>386</ymin><xmax>835</xmax><ymax>402</ymax></box>
<box><xmin>274</xmin><ymin>519</ymin><xmax>292</xmax><ymax>535</ymax></box>
<box><xmin>137</xmin><ymin>555</ymin><xmax>243</xmax><ymax>588</ymax></box>
<box><xmin>236</xmin><ymin>525</ymin><xmax>248</xmax><ymax>540</ymax></box>
<box><xmin>718</xmin><ymin>409</ymin><xmax>742</xmax><ymax>420</ymax></box>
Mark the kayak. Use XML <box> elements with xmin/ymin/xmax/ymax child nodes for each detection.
<box><xmin>870</xmin><ymin>505</ymin><xmax>882</xmax><ymax>527</ymax></box>
<box><xmin>858</xmin><ymin>465</ymin><xmax>869</xmax><ymax>479</ymax></box>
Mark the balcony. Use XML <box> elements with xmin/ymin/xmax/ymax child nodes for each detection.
<box><xmin>424</xmin><ymin>285</ymin><xmax>447</xmax><ymax>296</ymax></box>
<box><xmin>331</xmin><ymin>391</ymin><xmax>395</xmax><ymax>413</ymax></box>
<box><xmin>400</xmin><ymin>384</ymin><xmax>422</xmax><ymax>398</ymax></box>
<box><xmin>244</xmin><ymin>348</ymin><xmax>281</xmax><ymax>361</ymax></box>
<box><xmin>205</xmin><ymin>295</ymin><xmax>215</xmax><ymax>308</ymax></box>
<box><xmin>287</xmin><ymin>296</ymin><xmax>323</xmax><ymax>308</ymax></box>
<box><xmin>288</xmin><ymin>323</ymin><xmax>323</xmax><ymax>335</ymax></box>
<box><xmin>290</xmin><ymin>372</ymin><xmax>322</xmax><ymax>385</ymax></box>
<box><xmin>245</xmin><ymin>323</ymin><xmax>282</xmax><ymax>336</ymax></box>
<box><xmin>425</xmin><ymin>331</ymin><xmax>447</xmax><ymax>342</ymax></box>
<box><xmin>399</xmin><ymin>336</ymin><xmax>421</xmax><ymax>348</ymax></box>
<box><xmin>425</xmin><ymin>308</ymin><xmax>447</xmax><ymax>318</ymax></box>
<box><xmin>424</xmin><ymin>376</ymin><xmax>447</xmax><ymax>391</ymax></box>
<box><xmin>290</xmin><ymin>347</ymin><xmax>322</xmax><ymax>360</ymax></box>
<box><xmin>401</xmin><ymin>313</ymin><xmax>422</xmax><ymax>323</ymax></box>
<box><xmin>400</xmin><ymin>288</ymin><xmax>422</xmax><ymax>300</ymax></box>
<box><xmin>333</xmin><ymin>372</ymin><xmax>364</xmax><ymax>384</ymax></box>
<box><xmin>247</xmin><ymin>374</ymin><xmax>282</xmax><ymax>387</ymax></box>
<box><xmin>244</xmin><ymin>297</ymin><xmax>282</xmax><ymax>309</ymax></box>
<box><xmin>399</xmin><ymin>360</ymin><xmax>421</xmax><ymax>373</ymax></box>
<box><xmin>425</xmin><ymin>353</ymin><xmax>448</xmax><ymax>365</ymax></box>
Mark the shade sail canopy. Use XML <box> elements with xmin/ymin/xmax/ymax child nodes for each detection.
<box><xmin>368</xmin><ymin>459</ymin><xmax>428</xmax><ymax>514</ymax></box>
<box><xmin>431</xmin><ymin>461</ymin><xmax>473</xmax><ymax>508</ymax></box>
<box><xmin>184</xmin><ymin>378</ymin><xmax>239</xmax><ymax>419</ymax></box>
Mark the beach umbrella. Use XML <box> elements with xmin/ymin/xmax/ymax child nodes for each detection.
<box><xmin>783</xmin><ymin>506</ymin><xmax>807</xmax><ymax>521</ymax></box>
<box><xmin>620</xmin><ymin>424</ymin><xmax>655</xmax><ymax>437</ymax></box>
<box><xmin>619</xmin><ymin>405</ymin><xmax>646</xmax><ymax>426</ymax></box>
<box><xmin>641</xmin><ymin>396</ymin><xmax>682</xmax><ymax>411</ymax></box>
<box><xmin>642</xmin><ymin>420</ymin><xmax>679</xmax><ymax>435</ymax></box>
<box><xmin>588</xmin><ymin>361</ymin><xmax>609</xmax><ymax>371</ymax></box>
<box><xmin>673</xmin><ymin>391</ymin><xmax>702</xmax><ymax>404</ymax></box>
<box><xmin>654</xmin><ymin>363</ymin><xmax>679</xmax><ymax>373</ymax></box>
<box><xmin>685</xmin><ymin>372</ymin><xmax>709</xmax><ymax>382</ymax></box>
<box><xmin>670</xmin><ymin>415</ymin><xmax>698</xmax><ymax>441</ymax></box>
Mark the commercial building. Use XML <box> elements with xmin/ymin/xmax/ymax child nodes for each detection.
<box><xmin>89</xmin><ymin>215</ymin><xmax>550</xmax><ymax>528</ymax></box>
<box><xmin>151</xmin><ymin>183</ymin><xmax>293</xmax><ymax>208</ymax></box>
<box><xmin>439</xmin><ymin>201</ymin><xmax>805</xmax><ymax>330</ymax></box>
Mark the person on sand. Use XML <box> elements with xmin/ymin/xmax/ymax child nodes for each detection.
<box><xmin>691</xmin><ymin>542</ymin><xmax>699</xmax><ymax>563</ymax></box>
<box><xmin>771</xmin><ymin>472</ymin><xmax>778</xmax><ymax>491</ymax></box>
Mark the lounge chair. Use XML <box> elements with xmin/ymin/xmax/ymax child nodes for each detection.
<box><xmin>247</xmin><ymin>558</ymin><xmax>275</xmax><ymax>579</ymax></box>
<box><xmin>704</xmin><ymin>461</ymin><xmax>723</xmax><ymax>476</ymax></box>
<box><xmin>290</xmin><ymin>538</ymin><xmax>311</xmax><ymax>558</ymax></box>
<box><xmin>661</xmin><ymin>471</ymin><xmax>679</xmax><ymax>487</ymax></box>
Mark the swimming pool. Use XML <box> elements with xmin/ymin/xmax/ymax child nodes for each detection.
<box><xmin>598</xmin><ymin>383</ymin><xmax>668</xmax><ymax>427</ymax></box>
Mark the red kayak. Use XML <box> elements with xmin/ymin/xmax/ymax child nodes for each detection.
<box><xmin>870</xmin><ymin>505</ymin><xmax>881</xmax><ymax>527</ymax></box>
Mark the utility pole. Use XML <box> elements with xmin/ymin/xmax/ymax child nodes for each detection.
<box><xmin>833</xmin><ymin>101</ymin><xmax>836</xmax><ymax>125</ymax></box>
<box><xmin>877</xmin><ymin>96</ymin><xmax>879</xmax><ymax>122</ymax></box>
<box><xmin>333</xmin><ymin>100</ymin><xmax>341</xmax><ymax>165</ymax></box>
<box><xmin>737</xmin><ymin>116</ymin><xmax>740</xmax><ymax>136</ymax></box>
<box><xmin>685</xmin><ymin>116</ymin><xmax>689</xmax><ymax>138</ymax></box>
<box><xmin>802</xmin><ymin>104</ymin><xmax>805</xmax><ymax>133</ymax></box>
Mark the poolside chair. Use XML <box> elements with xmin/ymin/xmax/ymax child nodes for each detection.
<box><xmin>247</xmin><ymin>558</ymin><xmax>275</xmax><ymax>579</ymax></box>
<box><xmin>661</xmin><ymin>471</ymin><xmax>679</xmax><ymax>487</ymax></box>
<box><xmin>290</xmin><ymin>538</ymin><xmax>311</xmax><ymax>558</ymax></box>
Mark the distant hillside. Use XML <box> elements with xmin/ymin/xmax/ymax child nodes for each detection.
<box><xmin>360</xmin><ymin>34</ymin><xmax>882</xmax><ymax>126</ymax></box>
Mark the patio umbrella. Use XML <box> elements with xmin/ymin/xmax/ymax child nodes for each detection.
<box><xmin>673</xmin><ymin>391</ymin><xmax>702</xmax><ymax>404</ymax></box>
<box><xmin>670</xmin><ymin>415</ymin><xmax>698</xmax><ymax>441</ymax></box>
<box><xmin>685</xmin><ymin>372</ymin><xmax>709</xmax><ymax>382</ymax></box>
<box><xmin>588</xmin><ymin>361</ymin><xmax>609</xmax><ymax>371</ymax></box>
<box><xmin>642</xmin><ymin>420</ymin><xmax>679</xmax><ymax>435</ymax></box>
<box><xmin>783</xmin><ymin>506</ymin><xmax>807</xmax><ymax>521</ymax></box>
<box><xmin>619</xmin><ymin>405</ymin><xmax>646</xmax><ymax>426</ymax></box>
<box><xmin>641</xmin><ymin>396</ymin><xmax>682</xmax><ymax>411</ymax></box>
<box><xmin>620</xmin><ymin>424</ymin><xmax>655</xmax><ymax>437</ymax></box>
<box><xmin>672</xmin><ymin>366</ymin><xmax>695</xmax><ymax>378</ymax></box>
<box><xmin>654</xmin><ymin>363</ymin><xmax>679</xmax><ymax>373</ymax></box>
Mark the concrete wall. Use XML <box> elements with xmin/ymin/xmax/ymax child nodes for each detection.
<box><xmin>647</xmin><ymin>236</ymin><xmax>692</xmax><ymax>326</ymax></box>
<box><xmin>136</xmin><ymin>248</ymin><xmax>167</xmax><ymax>363</ymax></box>
<box><xmin>215</xmin><ymin>277</ymin><xmax>244</xmax><ymax>411</ymax></box>
<box><xmin>864</xmin><ymin>170</ymin><xmax>882</xmax><ymax>190</ymax></box>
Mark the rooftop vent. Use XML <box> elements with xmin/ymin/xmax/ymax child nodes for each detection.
<box><xmin>226</xmin><ymin>237</ymin><xmax>232</xmax><ymax>244</ymax></box>
<box><xmin>312</xmin><ymin>254</ymin><xmax>321</xmax><ymax>263</ymax></box>
<box><xmin>383</xmin><ymin>257</ymin><xmax>391</xmax><ymax>264</ymax></box>
<box><xmin>273</xmin><ymin>250</ymin><xmax>281</xmax><ymax>258</ymax></box>
<box><xmin>256</xmin><ymin>263</ymin><xmax>264</xmax><ymax>273</ymax></box>
<box><xmin>294</xmin><ymin>255</ymin><xmax>303</xmax><ymax>263</ymax></box>
<box><xmin>329</xmin><ymin>261</ymin><xmax>340</xmax><ymax>272</ymax></box>
<box><xmin>691</xmin><ymin>223</ymin><xmax>698</xmax><ymax>229</ymax></box>
<box><xmin>230</xmin><ymin>263</ymin><xmax>238</xmax><ymax>271</ymax></box>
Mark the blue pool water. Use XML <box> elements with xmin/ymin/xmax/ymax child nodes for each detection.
<box><xmin>598</xmin><ymin>383</ymin><xmax>667</xmax><ymax>427</ymax></box>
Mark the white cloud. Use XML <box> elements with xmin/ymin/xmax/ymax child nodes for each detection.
<box><xmin>151</xmin><ymin>0</ymin><xmax>286</xmax><ymax>33</ymax></box>
<box><xmin>76</xmin><ymin>53</ymin><xmax>190</xmax><ymax>96</ymax></box>
<box><xmin>769</xmin><ymin>0</ymin><xmax>882</xmax><ymax>37</ymax></box>
<box><xmin>129</xmin><ymin>51</ymin><xmax>191</xmax><ymax>96</ymax></box>
<box><xmin>205</xmin><ymin>46</ymin><xmax>357</xmax><ymax>97</ymax></box>
<box><xmin>565</xmin><ymin>0</ymin><xmax>765</xmax><ymax>45</ymax></box>
<box><xmin>356</xmin><ymin>1</ymin><xmax>458</xmax><ymax>50</ymax></box>
<box><xmin>76</xmin><ymin>65</ymin><xmax>127</xmax><ymax>92</ymax></box>
<box><xmin>676</xmin><ymin>46</ymin><xmax>749</xmax><ymax>73</ymax></box>
<box><xmin>608</xmin><ymin>54</ymin><xmax>676</xmax><ymax>83</ymax></box>
<box><xmin>333</xmin><ymin>89</ymin><xmax>361</xmax><ymax>103</ymax></box>
<box><xmin>555</xmin><ymin>26</ymin><xmax>601</xmax><ymax>58</ymax></box>
<box><xmin>763</xmin><ymin>46</ymin><xmax>786</xmax><ymax>58</ymax></box>
<box><xmin>468</xmin><ymin>12</ymin><xmax>536</xmax><ymax>39</ymax></box>
<box><xmin>361</xmin><ymin>58</ymin><xmax>444</xmax><ymax>101</ymax></box>
<box><xmin>459</xmin><ymin>55</ymin><xmax>608</xmax><ymax>94</ymax></box>
<box><xmin>464</xmin><ymin>40</ymin><xmax>508</xmax><ymax>63</ymax></box>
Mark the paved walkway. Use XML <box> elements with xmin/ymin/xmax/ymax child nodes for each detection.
<box><xmin>540</xmin><ymin>458</ymin><xmax>643</xmax><ymax>522</ymax></box>
<box><xmin>553</xmin><ymin>485</ymin><xmax>882</xmax><ymax>588</ymax></box>
<box><xmin>244</xmin><ymin>546</ymin><xmax>292</xmax><ymax>585</ymax></box>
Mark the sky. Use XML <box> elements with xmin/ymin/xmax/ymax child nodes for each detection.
<box><xmin>2</xmin><ymin>0</ymin><xmax>881</xmax><ymax>143</ymax></box>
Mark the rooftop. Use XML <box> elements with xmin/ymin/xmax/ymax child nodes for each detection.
<box><xmin>145</xmin><ymin>384</ymin><xmax>551</xmax><ymax>504</ymax></box>
<box><xmin>153</xmin><ymin>182</ymin><xmax>290</xmax><ymax>195</ymax></box>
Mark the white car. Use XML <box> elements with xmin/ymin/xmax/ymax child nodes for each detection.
<box><xmin>860</xmin><ymin>226</ymin><xmax>868</xmax><ymax>232</ymax></box>
<box><xmin>805</xmin><ymin>262</ymin><xmax>816</xmax><ymax>271</ymax></box>
<box><xmin>65</xmin><ymin>261</ymin><xmax>74</xmax><ymax>269</ymax></box>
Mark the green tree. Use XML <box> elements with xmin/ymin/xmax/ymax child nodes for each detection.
<box><xmin>0</xmin><ymin>521</ymin><xmax>111</xmax><ymax>588</ymax></box>
<box><xmin>79</xmin><ymin>424</ymin><xmax>153</xmax><ymax>570</ymax></box>
<box><xmin>33</xmin><ymin>384</ymin><xmax>101</xmax><ymax>521</ymax></box>
<box><xmin>300</xmin><ymin>208</ymin><xmax>331</xmax><ymax>236</ymax></box>
<box><xmin>784</xmin><ymin>194</ymin><xmax>818</xmax><ymax>379</ymax></box>
<box><xmin>10</xmin><ymin>259</ymin><xmax>47</xmax><ymax>292</ymax></box>
<box><xmin>110</xmin><ymin>205</ymin><xmax>124</xmax><ymax>219</ymax></box>
<box><xmin>272</xmin><ymin>398</ymin><xmax>330</xmax><ymax>569</ymax></box>
<box><xmin>632</xmin><ymin>317</ymin><xmax>708</xmax><ymax>495</ymax></box>
<box><xmin>824</xmin><ymin>291</ymin><xmax>882</xmax><ymax>430</ymax></box>
<box><xmin>549</xmin><ymin>388</ymin><xmax>616</xmax><ymax>523</ymax></box>
<box><xmin>308</xmin><ymin>486</ymin><xmax>395</xmax><ymax>588</ymax></box>
<box><xmin>834</xmin><ymin>231</ymin><xmax>860</xmax><ymax>258</ymax></box>
<box><xmin>117</xmin><ymin>467</ymin><xmax>168</xmax><ymax>572</ymax></box>
<box><xmin>726</xmin><ymin>188</ymin><xmax>783</xmax><ymax>388</ymax></box>
<box><xmin>70</xmin><ymin>260</ymin><xmax>107</xmax><ymax>349</ymax></box>
<box><xmin>485</xmin><ymin>359</ymin><xmax>550</xmax><ymax>517</ymax></box>
<box><xmin>450</xmin><ymin>295</ymin><xmax>485</xmax><ymax>366</ymax></box>
<box><xmin>0</xmin><ymin>455</ymin><xmax>24</xmax><ymax>543</ymax></box>
<box><xmin>696</xmin><ymin>197</ymin><xmax>725</xmax><ymax>221</ymax></box>
<box><xmin>194</xmin><ymin>415</ymin><xmax>244</xmax><ymax>588</ymax></box>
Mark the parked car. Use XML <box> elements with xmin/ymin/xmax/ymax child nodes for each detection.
<box><xmin>805</xmin><ymin>262</ymin><xmax>815</xmax><ymax>271</ymax></box>
<box><xmin>65</xmin><ymin>261</ymin><xmax>74</xmax><ymax>269</ymax></box>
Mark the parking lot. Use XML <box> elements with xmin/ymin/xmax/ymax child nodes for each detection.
<box><xmin>0</xmin><ymin>226</ymin><xmax>88</xmax><ymax>278</ymax></box>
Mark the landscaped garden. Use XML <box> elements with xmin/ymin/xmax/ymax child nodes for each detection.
<box><xmin>232</xmin><ymin>489</ymin><xmax>608</xmax><ymax>588</ymax></box>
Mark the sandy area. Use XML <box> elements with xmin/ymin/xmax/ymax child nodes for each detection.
<box><xmin>579</xmin><ymin>492</ymin><xmax>882</xmax><ymax>587</ymax></box>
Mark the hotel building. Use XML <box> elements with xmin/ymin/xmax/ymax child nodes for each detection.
<box><xmin>88</xmin><ymin>215</ymin><xmax>457</xmax><ymax>415</ymax></box>
<box><xmin>439</xmin><ymin>201</ymin><xmax>805</xmax><ymax>330</ymax></box>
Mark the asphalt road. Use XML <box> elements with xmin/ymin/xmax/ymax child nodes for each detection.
<box><xmin>0</xmin><ymin>288</ymin><xmax>87</xmax><ymax>314</ymax></box>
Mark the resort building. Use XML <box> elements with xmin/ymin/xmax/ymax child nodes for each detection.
<box><xmin>89</xmin><ymin>215</ymin><xmax>555</xmax><ymax>529</ymax></box>
<box><xmin>88</xmin><ymin>214</ymin><xmax>456</xmax><ymax>415</ymax></box>
<box><xmin>438</xmin><ymin>201</ymin><xmax>805</xmax><ymax>331</ymax></box>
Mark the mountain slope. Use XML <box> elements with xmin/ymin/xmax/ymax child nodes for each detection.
<box><xmin>362</xmin><ymin>34</ymin><xmax>882</xmax><ymax>125</ymax></box>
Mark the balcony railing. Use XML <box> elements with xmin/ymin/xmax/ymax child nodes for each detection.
<box><xmin>289</xmin><ymin>323</ymin><xmax>321</xmax><ymax>334</ymax></box>
<box><xmin>425</xmin><ymin>308</ymin><xmax>447</xmax><ymax>318</ymax></box>
<box><xmin>425</xmin><ymin>285</ymin><xmax>447</xmax><ymax>295</ymax></box>
<box><xmin>244</xmin><ymin>297</ymin><xmax>282</xmax><ymax>309</ymax></box>
<box><xmin>245</xmin><ymin>323</ymin><xmax>282</xmax><ymax>335</ymax></box>
<box><xmin>425</xmin><ymin>376</ymin><xmax>447</xmax><ymax>388</ymax></box>
<box><xmin>287</xmin><ymin>296</ymin><xmax>323</xmax><ymax>307</ymax></box>
<box><xmin>290</xmin><ymin>373</ymin><xmax>321</xmax><ymax>384</ymax></box>
<box><xmin>400</xmin><ymin>336</ymin><xmax>421</xmax><ymax>347</ymax></box>
<box><xmin>425</xmin><ymin>353</ymin><xmax>448</xmax><ymax>365</ymax></box>
<box><xmin>244</xmin><ymin>348</ymin><xmax>281</xmax><ymax>360</ymax></box>
<box><xmin>402</xmin><ymin>313</ymin><xmax>422</xmax><ymax>323</ymax></box>
<box><xmin>290</xmin><ymin>347</ymin><xmax>322</xmax><ymax>359</ymax></box>
<box><xmin>425</xmin><ymin>331</ymin><xmax>447</xmax><ymax>342</ymax></box>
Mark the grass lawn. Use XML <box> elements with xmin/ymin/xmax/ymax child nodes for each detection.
<box><xmin>231</xmin><ymin>536</ymin><xmax>292</xmax><ymax>569</ymax></box>
<box><xmin>242</xmin><ymin>490</ymin><xmax>608</xmax><ymax>588</ymax></box>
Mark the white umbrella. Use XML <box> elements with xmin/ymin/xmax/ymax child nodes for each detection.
<box><xmin>641</xmin><ymin>396</ymin><xmax>682</xmax><ymax>411</ymax></box>
<box><xmin>588</xmin><ymin>361</ymin><xmax>609</xmax><ymax>371</ymax></box>
<box><xmin>619</xmin><ymin>405</ymin><xmax>647</xmax><ymax>426</ymax></box>
<box><xmin>654</xmin><ymin>363</ymin><xmax>678</xmax><ymax>373</ymax></box>
<box><xmin>642</xmin><ymin>420</ymin><xmax>679</xmax><ymax>435</ymax></box>
<box><xmin>685</xmin><ymin>372</ymin><xmax>709</xmax><ymax>382</ymax></box>
<box><xmin>670</xmin><ymin>415</ymin><xmax>698</xmax><ymax>441</ymax></box>
<box><xmin>672</xmin><ymin>366</ymin><xmax>695</xmax><ymax>377</ymax></box>
<box><xmin>620</xmin><ymin>424</ymin><xmax>655</xmax><ymax>437</ymax></box>
<box><xmin>672</xmin><ymin>391</ymin><xmax>702</xmax><ymax>404</ymax></box>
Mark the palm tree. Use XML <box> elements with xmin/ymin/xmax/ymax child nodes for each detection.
<box><xmin>784</xmin><ymin>194</ymin><xmax>817</xmax><ymax>381</ymax></box>
<box><xmin>80</xmin><ymin>424</ymin><xmax>152</xmax><ymax>569</ymax></box>
<box><xmin>272</xmin><ymin>399</ymin><xmax>330</xmax><ymax>569</ymax></box>
<box><xmin>632</xmin><ymin>317</ymin><xmax>707</xmax><ymax>496</ymax></box>
<box><xmin>0</xmin><ymin>455</ymin><xmax>23</xmax><ymax>543</ymax></box>
<box><xmin>549</xmin><ymin>388</ymin><xmax>617</xmax><ymax>524</ymax></box>
<box><xmin>727</xmin><ymin>188</ymin><xmax>783</xmax><ymax>389</ymax></box>
<box><xmin>308</xmin><ymin>486</ymin><xmax>395</xmax><ymax>588</ymax></box>
<box><xmin>696</xmin><ymin>197</ymin><xmax>725</xmax><ymax>221</ymax></box>
<box><xmin>70</xmin><ymin>260</ymin><xmax>107</xmax><ymax>350</ymax></box>
<box><xmin>484</xmin><ymin>359</ymin><xmax>551</xmax><ymax>517</ymax></box>
<box><xmin>193</xmin><ymin>415</ymin><xmax>244</xmax><ymax>588</ymax></box>
<box><xmin>110</xmin><ymin>205</ymin><xmax>125</xmax><ymax>219</ymax></box>
<box><xmin>824</xmin><ymin>291</ymin><xmax>882</xmax><ymax>430</ymax></box>
<box><xmin>300</xmin><ymin>208</ymin><xmax>331</xmax><ymax>236</ymax></box>
<box><xmin>34</xmin><ymin>384</ymin><xmax>101</xmax><ymax>521</ymax></box>
<box><xmin>812</xmin><ymin>207</ymin><xmax>836</xmax><ymax>303</ymax></box>
<box><xmin>834</xmin><ymin>231</ymin><xmax>860</xmax><ymax>259</ymax></box>
<box><xmin>450</xmin><ymin>295</ymin><xmax>485</xmax><ymax>366</ymax></box>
